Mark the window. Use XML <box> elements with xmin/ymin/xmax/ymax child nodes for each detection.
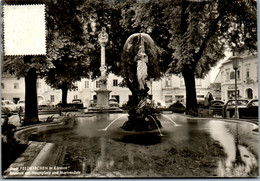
<box><xmin>85</xmin><ymin>81</ymin><xmax>89</xmax><ymax>89</ymax></box>
<box><xmin>227</xmin><ymin>90</ymin><xmax>239</xmax><ymax>99</ymax></box>
<box><xmin>96</xmin><ymin>81</ymin><xmax>100</xmax><ymax>88</ymax></box>
<box><xmin>175</xmin><ymin>95</ymin><xmax>184</xmax><ymax>101</ymax></box>
<box><xmin>165</xmin><ymin>76</ymin><xmax>172</xmax><ymax>87</ymax></box>
<box><xmin>230</xmin><ymin>71</ymin><xmax>235</xmax><ymax>79</ymax></box>
<box><xmin>226</xmin><ymin>71</ymin><xmax>230</xmax><ymax>81</ymax></box>
<box><xmin>197</xmin><ymin>95</ymin><xmax>204</xmax><ymax>99</ymax></box>
<box><xmin>50</xmin><ymin>95</ymin><xmax>55</xmax><ymax>102</ymax></box>
<box><xmin>246</xmin><ymin>68</ymin><xmax>250</xmax><ymax>78</ymax></box>
<box><xmin>1</xmin><ymin>83</ymin><xmax>4</xmax><ymax>89</ymax></box>
<box><xmin>165</xmin><ymin>95</ymin><xmax>173</xmax><ymax>103</ymax></box>
<box><xmin>113</xmin><ymin>79</ymin><xmax>118</xmax><ymax>87</ymax></box>
<box><xmin>237</xmin><ymin>70</ymin><xmax>240</xmax><ymax>79</ymax></box>
<box><xmin>14</xmin><ymin>83</ymin><xmax>19</xmax><ymax>89</ymax></box>
<box><xmin>93</xmin><ymin>95</ymin><xmax>97</xmax><ymax>102</ymax></box>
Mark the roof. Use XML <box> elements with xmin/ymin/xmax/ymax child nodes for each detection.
<box><xmin>221</xmin><ymin>54</ymin><xmax>258</xmax><ymax>66</ymax></box>
<box><xmin>219</xmin><ymin>54</ymin><xmax>258</xmax><ymax>69</ymax></box>
<box><xmin>213</xmin><ymin>53</ymin><xmax>258</xmax><ymax>83</ymax></box>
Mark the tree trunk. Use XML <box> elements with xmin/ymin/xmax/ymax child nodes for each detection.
<box><xmin>61</xmin><ymin>87</ymin><xmax>68</xmax><ymax>107</ymax></box>
<box><xmin>24</xmin><ymin>67</ymin><xmax>39</xmax><ymax>123</ymax></box>
<box><xmin>182</xmin><ymin>68</ymin><xmax>198</xmax><ymax>116</ymax></box>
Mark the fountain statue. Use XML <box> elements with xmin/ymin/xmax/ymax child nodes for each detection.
<box><xmin>121</xmin><ymin>33</ymin><xmax>162</xmax><ymax>131</ymax></box>
<box><xmin>136</xmin><ymin>37</ymin><xmax>148</xmax><ymax>90</ymax></box>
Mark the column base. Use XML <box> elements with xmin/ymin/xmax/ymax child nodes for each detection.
<box><xmin>95</xmin><ymin>89</ymin><xmax>112</xmax><ymax>110</ymax></box>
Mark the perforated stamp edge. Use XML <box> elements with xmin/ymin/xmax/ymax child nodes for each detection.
<box><xmin>3</xmin><ymin>4</ymin><xmax>46</xmax><ymax>56</ymax></box>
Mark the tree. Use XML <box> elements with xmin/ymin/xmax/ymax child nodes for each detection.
<box><xmin>115</xmin><ymin>0</ymin><xmax>256</xmax><ymax>115</ymax></box>
<box><xmin>3</xmin><ymin>55</ymin><xmax>51</xmax><ymax>124</ymax></box>
<box><xmin>2</xmin><ymin>0</ymin><xmax>86</xmax><ymax>122</ymax></box>
<box><xmin>45</xmin><ymin>0</ymin><xmax>89</xmax><ymax>106</ymax></box>
<box><xmin>166</xmin><ymin>0</ymin><xmax>257</xmax><ymax>115</ymax></box>
<box><xmin>77</xmin><ymin>0</ymin><xmax>125</xmax><ymax>78</ymax></box>
<box><xmin>45</xmin><ymin>41</ymin><xmax>88</xmax><ymax>107</ymax></box>
<box><xmin>45</xmin><ymin>0</ymin><xmax>125</xmax><ymax>107</ymax></box>
<box><xmin>2</xmin><ymin>0</ymin><xmax>54</xmax><ymax>124</ymax></box>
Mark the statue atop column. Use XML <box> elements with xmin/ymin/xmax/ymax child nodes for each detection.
<box><xmin>98</xmin><ymin>27</ymin><xmax>109</xmax><ymax>80</ymax></box>
<box><xmin>98</xmin><ymin>27</ymin><xmax>108</xmax><ymax>47</ymax></box>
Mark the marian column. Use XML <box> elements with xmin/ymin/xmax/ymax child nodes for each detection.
<box><xmin>98</xmin><ymin>27</ymin><xmax>108</xmax><ymax>84</ymax></box>
<box><xmin>95</xmin><ymin>27</ymin><xmax>111</xmax><ymax>110</ymax></box>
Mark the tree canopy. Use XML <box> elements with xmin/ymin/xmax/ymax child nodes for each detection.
<box><xmin>167</xmin><ymin>0</ymin><xmax>257</xmax><ymax>77</ymax></box>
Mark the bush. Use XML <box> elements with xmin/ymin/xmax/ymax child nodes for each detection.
<box><xmin>2</xmin><ymin>117</ymin><xmax>27</xmax><ymax>173</ymax></box>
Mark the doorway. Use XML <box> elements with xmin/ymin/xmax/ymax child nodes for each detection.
<box><xmin>13</xmin><ymin>98</ymin><xmax>20</xmax><ymax>104</ymax></box>
<box><xmin>246</xmin><ymin>88</ymin><xmax>253</xmax><ymax>99</ymax></box>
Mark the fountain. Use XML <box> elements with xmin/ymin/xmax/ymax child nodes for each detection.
<box><xmin>4</xmin><ymin>109</ymin><xmax>259</xmax><ymax>178</ymax></box>
<box><xmin>119</xmin><ymin>33</ymin><xmax>162</xmax><ymax>131</ymax></box>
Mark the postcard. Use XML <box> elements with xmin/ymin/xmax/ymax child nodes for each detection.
<box><xmin>1</xmin><ymin>0</ymin><xmax>258</xmax><ymax>178</ymax></box>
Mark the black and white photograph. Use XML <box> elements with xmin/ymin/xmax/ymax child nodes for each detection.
<box><xmin>1</xmin><ymin>0</ymin><xmax>258</xmax><ymax>178</ymax></box>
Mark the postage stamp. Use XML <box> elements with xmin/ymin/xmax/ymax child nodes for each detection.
<box><xmin>3</xmin><ymin>5</ymin><xmax>46</xmax><ymax>56</ymax></box>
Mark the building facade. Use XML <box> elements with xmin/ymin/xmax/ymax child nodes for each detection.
<box><xmin>1</xmin><ymin>73</ymin><xmax>211</xmax><ymax>107</ymax></box>
<box><xmin>214</xmin><ymin>54</ymin><xmax>258</xmax><ymax>101</ymax></box>
<box><xmin>159</xmin><ymin>74</ymin><xmax>211</xmax><ymax>106</ymax></box>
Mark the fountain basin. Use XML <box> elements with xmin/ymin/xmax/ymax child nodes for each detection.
<box><xmin>5</xmin><ymin>113</ymin><xmax>259</xmax><ymax>178</ymax></box>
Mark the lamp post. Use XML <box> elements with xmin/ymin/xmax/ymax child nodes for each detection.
<box><xmin>150</xmin><ymin>78</ymin><xmax>154</xmax><ymax>106</ymax></box>
<box><xmin>230</xmin><ymin>56</ymin><xmax>242</xmax><ymax>119</ymax></box>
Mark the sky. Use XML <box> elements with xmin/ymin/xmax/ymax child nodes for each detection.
<box><xmin>209</xmin><ymin>51</ymin><xmax>232</xmax><ymax>83</ymax></box>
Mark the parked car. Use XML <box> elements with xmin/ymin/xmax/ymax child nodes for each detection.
<box><xmin>71</xmin><ymin>99</ymin><xmax>84</xmax><ymax>109</ymax></box>
<box><xmin>168</xmin><ymin>101</ymin><xmax>186</xmax><ymax>113</ymax></box>
<box><xmin>109</xmin><ymin>98</ymin><xmax>119</xmax><ymax>108</ymax></box>
<box><xmin>209</xmin><ymin>100</ymin><xmax>225</xmax><ymax>116</ymax></box>
<box><xmin>222</xmin><ymin>99</ymin><xmax>249</xmax><ymax>118</ymax></box>
<box><xmin>17</xmin><ymin>100</ymin><xmax>25</xmax><ymax>112</ymax></box>
<box><xmin>154</xmin><ymin>100</ymin><xmax>167</xmax><ymax>108</ymax></box>
<box><xmin>1</xmin><ymin>100</ymin><xmax>19</xmax><ymax>113</ymax></box>
<box><xmin>39</xmin><ymin>100</ymin><xmax>54</xmax><ymax>109</ymax></box>
<box><xmin>56</xmin><ymin>99</ymin><xmax>84</xmax><ymax>109</ymax></box>
<box><xmin>237</xmin><ymin>99</ymin><xmax>258</xmax><ymax>119</ymax></box>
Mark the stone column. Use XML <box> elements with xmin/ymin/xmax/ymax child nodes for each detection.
<box><xmin>99</xmin><ymin>27</ymin><xmax>108</xmax><ymax>81</ymax></box>
<box><xmin>95</xmin><ymin>27</ymin><xmax>111</xmax><ymax>109</ymax></box>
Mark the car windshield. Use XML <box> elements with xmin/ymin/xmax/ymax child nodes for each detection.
<box><xmin>5</xmin><ymin>101</ymin><xmax>15</xmax><ymax>105</ymax></box>
<box><xmin>249</xmin><ymin>100</ymin><xmax>259</xmax><ymax>107</ymax></box>
<box><xmin>227</xmin><ymin>100</ymin><xmax>248</xmax><ymax>106</ymax></box>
